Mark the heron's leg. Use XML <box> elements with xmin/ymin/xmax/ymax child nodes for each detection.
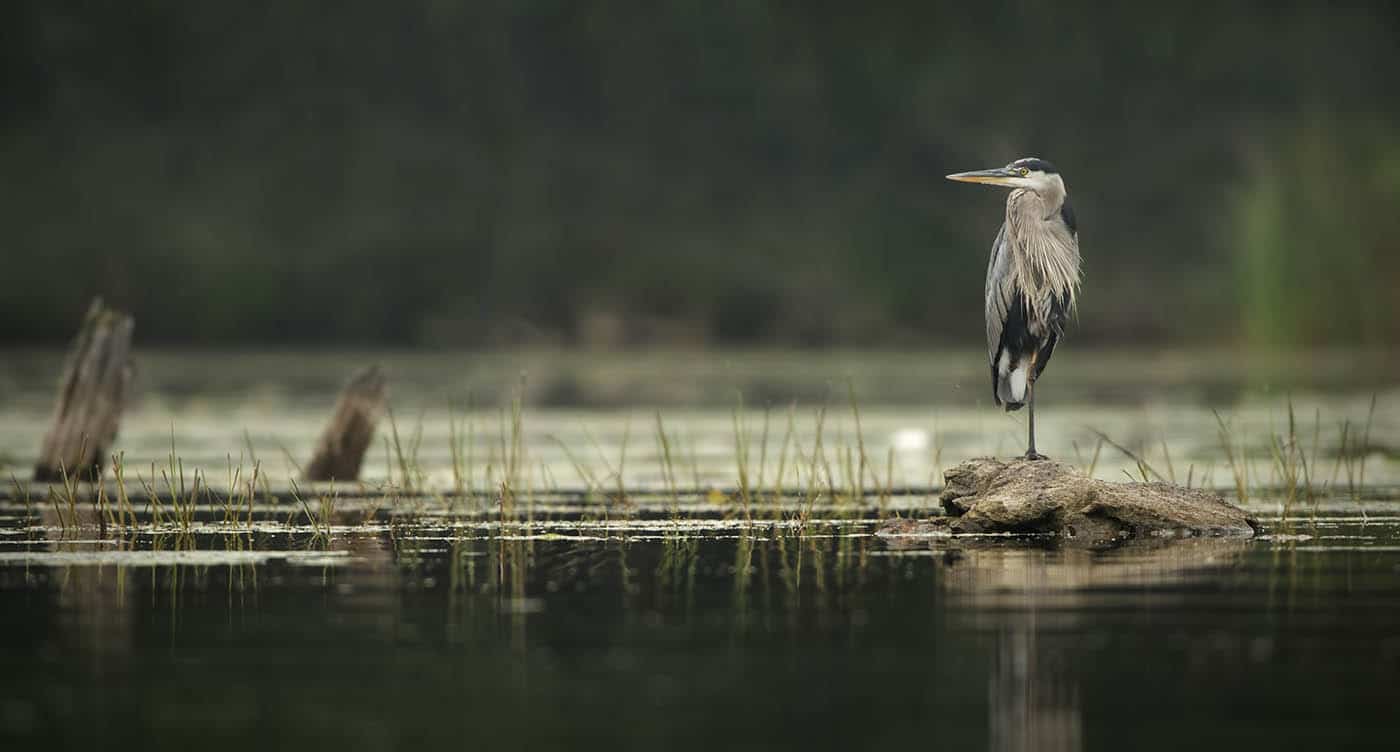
<box><xmin>1025</xmin><ymin>378</ymin><xmax>1047</xmax><ymax>461</ymax></box>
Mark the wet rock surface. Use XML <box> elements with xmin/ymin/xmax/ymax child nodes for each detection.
<box><xmin>879</xmin><ymin>457</ymin><xmax>1258</xmax><ymax>544</ymax></box>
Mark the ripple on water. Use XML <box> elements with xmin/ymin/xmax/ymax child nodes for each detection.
<box><xmin>0</xmin><ymin>549</ymin><xmax>353</xmax><ymax>567</ymax></box>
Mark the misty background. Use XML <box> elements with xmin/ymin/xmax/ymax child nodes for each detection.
<box><xmin>3</xmin><ymin>1</ymin><xmax>1399</xmax><ymax>349</ymax></box>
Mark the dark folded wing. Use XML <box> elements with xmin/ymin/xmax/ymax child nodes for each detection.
<box><xmin>984</xmin><ymin>222</ymin><xmax>1013</xmax><ymax>400</ymax></box>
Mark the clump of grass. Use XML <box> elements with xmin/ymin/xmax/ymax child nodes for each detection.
<box><xmin>9</xmin><ymin>473</ymin><xmax>32</xmax><ymax>528</ymax></box>
<box><xmin>654</xmin><ymin>412</ymin><xmax>681</xmax><ymax>519</ymax></box>
<box><xmin>386</xmin><ymin>406</ymin><xmax>426</xmax><ymax>494</ymax></box>
<box><xmin>553</xmin><ymin>432</ymin><xmax>603</xmax><ymax>500</ymax></box>
<box><xmin>1356</xmin><ymin>394</ymin><xmax>1377</xmax><ymax>501</ymax></box>
<box><xmin>1088</xmin><ymin>428</ymin><xmax>1164</xmax><ymax>484</ymax></box>
<box><xmin>156</xmin><ymin>437</ymin><xmax>198</xmax><ymax>534</ymax></box>
<box><xmin>755</xmin><ymin>405</ymin><xmax>772</xmax><ymax>493</ymax></box>
<box><xmin>319</xmin><ymin>481</ymin><xmax>340</xmax><ymax>534</ymax></box>
<box><xmin>55</xmin><ymin>459</ymin><xmax>81</xmax><ymax>531</ymax></box>
<box><xmin>497</xmin><ymin>375</ymin><xmax>528</xmax><ymax>521</ymax></box>
<box><xmin>1213</xmin><ymin>410</ymin><xmax>1250</xmax><ymax>505</ymax></box>
<box><xmin>1326</xmin><ymin>394</ymin><xmax>1378</xmax><ymax>514</ymax></box>
<box><xmin>881</xmin><ymin>444</ymin><xmax>895</xmax><ymax>516</ymax></box>
<box><xmin>1072</xmin><ymin>437</ymin><xmax>1105</xmax><ymax>478</ymax></box>
<box><xmin>796</xmin><ymin>401</ymin><xmax>831</xmax><ymax>531</ymax></box>
<box><xmin>846</xmin><ymin>380</ymin><xmax>872</xmax><ymax>501</ymax></box>
<box><xmin>447</xmin><ymin>396</ymin><xmax>476</xmax><ymax>506</ymax></box>
<box><xmin>289</xmin><ymin>478</ymin><xmax>320</xmax><ymax>539</ymax></box>
<box><xmin>1265</xmin><ymin>399</ymin><xmax>1313</xmax><ymax>526</ymax></box>
<box><xmin>771</xmin><ymin>402</ymin><xmax>797</xmax><ymax>515</ymax></box>
<box><xmin>220</xmin><ymin>454</ymin><xmax>241</xmax><ymax>526</ymax></box>
<box><xmin>287</xmin><ymin>477</ymin><xmax>338</xmax><ymax>542</ymax></box>
<box><xmin>44</xmin><ymin>485</ymin><xmax>68</xmax><ymax>532</ymax></box>
<box><xmin>111</xmin><ymin>453</ymin><xmax>135</xmax><ymax>528</ymax></box>
<box><xmin>1159</xmin><ymin>437</ymin><xmax>1176</xmax><ymax>485</ymax></box>
<box><xmin>615</xmin><ymin>414</ymin><xmax>629</xmax><ymax>510</ymax></box>
<box><xmin>732</xmin><ymin>393</ymin><xmax>753</xmax><ymax>523</ymax></box>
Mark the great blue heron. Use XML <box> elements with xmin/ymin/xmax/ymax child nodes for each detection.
<box><xmin>946</xmin><ymin>157</ymin><xmax>1080</xmax><ymax>460</ymax></box>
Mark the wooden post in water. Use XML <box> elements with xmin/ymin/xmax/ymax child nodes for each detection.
<box><xmin>303</xmin><ymin>365</ymin><xmax>387</xmax><ymax>482</ymax></box>
<box><xmin>33</xmin><ymin>299</ymin><xmax>135</xmax><ymax>483</ymax></box>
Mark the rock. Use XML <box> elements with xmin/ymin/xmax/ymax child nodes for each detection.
<box><xmin>879</xmin><ymin>457</ymin><xmax>1257</xmax><ymax>544</ymax></box>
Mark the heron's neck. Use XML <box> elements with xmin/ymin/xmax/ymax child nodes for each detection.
<box><xmin>1008</xmin><ymin>174</ymin><xmax>1067</xmax><ymax>220</ymax></box>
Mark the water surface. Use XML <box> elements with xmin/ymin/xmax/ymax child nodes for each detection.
<box><xmin>2</xmin><ymin>495</ymin><xmax>1398</xmax><ymax>750</ymax></box>
<box><xmin>2</xmin><ymin>349</ymin><xmax>1398</xmax><ymax>749</ymax></box>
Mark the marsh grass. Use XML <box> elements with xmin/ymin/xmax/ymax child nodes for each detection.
<box><xmin>796</xmin><ymin>402</ymin><xmax>831</xmax><ymax>532</ymax></box>
<box><xmin>846</xmin><ymin>382</ymin><xmax>875</xmax><ymax>505</ymax></box>
<box><xmin>732</xmin><ymin>393</ymin><xmax>753</xmax><ymax>523</ymax></box>
<box><xmin>1213</xmin><ymin>410</ymin><xmax>1251</xmax><ymax>505</ymax></box>
<box><xmin>581</xmin><ymin>424</ymin><xmax>620</xmax><ymax>511</ymax></box>
<box><xmin>1205</xmin><ymin>395</ymin><xmax>1381</xmax><ymax>521</ymax></box>
<box><xmin>1334</xmin><ymin>395</ymin><xmax>1379</xmax><ymax>503</ymax></box>
<box><xmin>654</xmin><ymin>412</ymin><xmax>681</xmax><ymax>518</ymax></box>
<box><xmin>1087</xmin><ymin>428</ymin><xmax>1165</xmax><ymax>484</ymax></box>
<box><xmin>553</xmin><ymin>433</ymin><xmax>604</xmax><ymax>500</ymax></box>
<box><xmin>771</xmin><ymin>403</ymin><xmax>797</xmax><ymax>515</ymax></box>
<box><xmin>9</xmin><ymin>473</ymin><xmax>32</xmax><ymax>527</ymax></box>
<box><xmin>755</xmin><ymin>407</ymin><xmax>771</xmax><ymax>494</ymax></box>
<box><xmin>6</xmin><ymin>392</ymin><xmax>1389</xmax><ymax>539</ymax></box>
<box><xmin>497</xmin><ymin>377</ymin><xmax>529</xmax><ymax>523</ymax></box>
<box><xmin>386</xmin><ymin>406</ymin><xmax>426</xmax><ymax>494</ymax></box>
<box><xmin>615</xmin><ymin>415</ymin><xmax>629</xmax><ymax>509</ymax></box>
<box><xmin>1072</xmin><ymin>437</ymin><xmax>1105</xmax><ymax>479</ymax></box>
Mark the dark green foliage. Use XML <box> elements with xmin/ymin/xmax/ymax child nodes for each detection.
<box><xmin>1</xmin><ymin>1</ymin><xmax>1398</xmax><ymax>346</ymax></box>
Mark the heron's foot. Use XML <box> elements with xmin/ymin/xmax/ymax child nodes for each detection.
<box><xmin>1022</xmin><ymin>450</ymin><xmax>1049</xmax><ymax>461</ymax></box>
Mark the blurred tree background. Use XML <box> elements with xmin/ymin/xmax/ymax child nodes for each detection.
<box><xmin>2</xmin><ymin>1</ymin><xmax>1398</xmax><ymax>348</ymax></box>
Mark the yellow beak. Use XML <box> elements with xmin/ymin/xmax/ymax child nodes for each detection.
<box><xmin>945</xmin><ymin>167</ymin><xmax>1020</xmax><ymax>186</ymax></box>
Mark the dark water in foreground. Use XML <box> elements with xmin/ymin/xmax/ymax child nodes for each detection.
<box><xmin>2</xmin><ymin>501</ymin><xmax>1399</xmax><ymax>750</ymax></box>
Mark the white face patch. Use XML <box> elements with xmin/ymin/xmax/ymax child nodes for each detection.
<box><xmin>1009</xmin><ymin>170</ymin><xmax>1063</xmax><ymax>198</ymax></box>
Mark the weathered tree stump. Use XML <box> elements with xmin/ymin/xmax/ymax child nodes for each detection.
<box><xmin>33</xmin><ymin>299</ymin><xmax>134</xmax><ymax>483</ymax></box>
<box><xmin>880</xmin><ymin>457</ymin><xmax>1257</xmax><ymax>543</ymax></box>
<box><xmin>303</xmin><ymin>365</ymin><xmax>387</xmax><ymax>482</ymax></box>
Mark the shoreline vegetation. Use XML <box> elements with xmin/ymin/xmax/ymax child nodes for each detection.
<box><xmin>2</xmin><ymin>302</ymin><xmax>1391</xmax><ymax>537</ymax></box>
<box><xmin>3</xmin><ymin>384</ymin><xmax>1383</xmax><ymax>539</ymax></box>
<box><xmin>6</xmin><ymin>7</ymin><xmax>1400</xmax><ymax>351</ymax></box>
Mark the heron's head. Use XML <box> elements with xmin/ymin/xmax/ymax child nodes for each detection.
<box><xmin>946</xmin><ymin>157</ymin><xmax>1063</xmax><ymax>195</ymax></box>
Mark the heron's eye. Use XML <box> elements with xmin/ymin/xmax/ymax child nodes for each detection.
<box><xmin>1017</xmin><ymin>167</ymin><xmax>1029</xmax><ymax>176</ymax></box>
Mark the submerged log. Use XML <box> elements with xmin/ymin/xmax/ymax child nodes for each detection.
<box><xmin>303</xmin><ymin>365</ymin><xmax>387</xmax><ymax>482</ymax></box>
<box><xmin>880</xmin><ymin>457</ymin><xmax>1257</xmax><ymax>543</ymax></box>
<box><xmin>33</xmin><ymin>299</ymin><xmax>135</xmax><ymax>483</ymax></box>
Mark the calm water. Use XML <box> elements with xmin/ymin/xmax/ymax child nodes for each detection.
<box><xmin>1</xmin><ymin>349</ymin><xmax>1398</xmax><ymax>749</ymax></box>
<box><xmin>1</xmin><ymin>499</ymin><xmax>1398</xmax><ymax>750</ymax></box>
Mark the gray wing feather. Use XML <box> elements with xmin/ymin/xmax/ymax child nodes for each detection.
<box><xmin>984</xmin><ymin>221</ymin><xmax>1013</xmax><ymax>366</ymax></box>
